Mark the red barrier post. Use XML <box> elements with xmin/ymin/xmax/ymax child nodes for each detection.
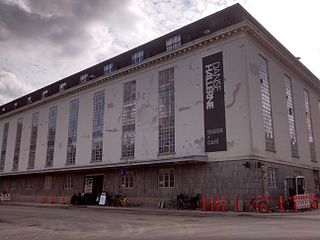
<box><xmin>279</xmin><ymin>195</ymin><xmax>284</xmax><ymax>212</ymax></box>
<box><xmin>51</xmin><ymin>194</ymin><xmax>55</xmax><ymax>204</ymax></box>
<box><xmin>210</xmin><ymin>196</ymin><xmax>214</xmax><ymax>211</ymax></box>
<box><xmin>293</xmin><ymin>195</ymin><xmax>297</xmax><ymax>212</ymax></box>
<box><xmin>202</xmin><ymin>194</ymin><xmax>206</xmax><ymax>211</ymax></box>
<box><xmin>235</xmin><ymin>194</ymin><xmax>239</xmax><ymax>212</ymax></box>
<box><xmin>221</xmin><ymin>195</ymin><xmax>225</xmax><ymax>211</ymax></box>
<box><xmin>215</xmin><ymin>196</ymin><xmax>219</xmax><ymax>211</ymax></box>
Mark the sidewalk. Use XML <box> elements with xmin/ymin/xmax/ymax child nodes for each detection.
<box><xmin>1</xmin><ymin>201</ymin><xmax>318</xmax><ymax>217</ymax></box>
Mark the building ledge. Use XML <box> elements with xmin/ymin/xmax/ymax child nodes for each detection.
<box><xmin>0</xmin><ymin>155</ymin><xmax>208</xmax><ymax>176</ymax></box>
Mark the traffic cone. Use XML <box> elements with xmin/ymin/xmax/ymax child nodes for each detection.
<box><xmin>215</xmin><ymin>196</ymin><xmax>219</xmax><ymax>211</ymax></box>
<box><xmin>210</xmin><ymin>196</ymin><xmax>214</xmax><ymax>211</ymax></box>
<box><xmin>235</xmin><ymin>194</ymin><xmax>239</xmax><ymax>212</ymax></box>
<box><xmin>51</xmin><ymin>194</ymin><xmax>55</xmax><ymax>204</ymax></box>
<box><xmin>293</xmin><ymin>195</ymin><xmax>298</xmax><ymax>212</ymax></box>
<box><xmin>202</xmin><ymin>194</ymin><xmax>206</xmax><ymax>211</ymax></box>
<box><xmin>279</xmin><ymin>195</ymin><xmax>284</xmax><ymax>212</ymax></box>
<box><xmin>221</xmin><ymin>195</ymin><xmax>225</xmax><ymax>211</ymax></box>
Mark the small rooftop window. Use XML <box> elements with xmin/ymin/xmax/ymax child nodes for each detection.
<box><xmin>2</xmin><ymin>107</ymin><xmax>5</xmax><ymax>112</ymax></box>
<box><xmin>14</xmin><ymin>102</ymin><xmax>18</xmax><ymax>109</ymax></box>
<box><xmin>27</xmin><ymin>97</ymin><xmax>32</xmax><ymax>104</ymax></box>
<box><xmin>59</xmin><ymin>82</ymin><xmax>67</xmax><ymax>92</ymax></box>
<box><xmin>104</xmin><ymin>63</ymin><xmax>114</xmax><ymax>75</ymax></box>
<box><xmin>166</xmin><ymin>35</ymin><xmax>181</xmax><ymax>51</ymax></box>
<box><xmin>42</xmin><ymin>90</ymin><xmax>48</xmax><ymax>99</ymax></box>
<box><xmin>131</xmin><ymin>50</ymin><xmax>144</xmax><ymax>64</ymax></box>
<box><xmin>79</xmin><ymin>73</ymin><xmax>88</xmax><ymax>84</ymax></box>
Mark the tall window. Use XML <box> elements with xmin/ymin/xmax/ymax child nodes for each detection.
<box><xmin>158</xmin><ymin>168</ymin><xmax>174</xmax><ymax>188</ymax></box>
<box><xmin>66</xmin><ymin>100</ymin><xmax>79</xmax><ymax>165</ymax></box>
<box><xmin>120</xmin><ymin>171</ymin><xmax>134</xmax><ymax>189</ymax></box>
<box><xmin>44</xmin><ymin>175</ymin><xmax>52</xmax><ymax>190</ymax></box>
<box><xmin>158</xmin><ymin>68</ymin><xmax>175</xmax><ymax>154</ymax></box>
<box><xmin>46</xmin><ymin>107</ymin><xmax>57</xmax><ymax>167</ymax></box>
<box><xmin>25</xmin><ymin>176</ymin><xmax>32</xmax><ymax>190</ymax></box>
<box><xmin>304</xmin><ymin>90</ymin><xmax>316</xmax><ymax>162</ymax></box>
<box><xmin>122</xmin><ymin>81</ymin><xmax>136</xmax><ymax>158</ymax></box>
<box><xmin>0</xmin><ymin>122</ymin><xmax>9</xmax><ymax>171</ymax></box>
<box><xmin>284</xmin><ymin>75</ymin><xmax>298</xmax><ymax>156</ymax></box>
<box><xmin>13</xmin><ymin>118</ymin><xmax>23</xmax><ymax>171</ymax></box>
<box><xmin>131</xmin><ymin>50</ymin><xmax>144</xmax><ymax>64</ymax></box>
<box><xmin>259</xmin><ymin>56</ymin><xmax>274</xmax><ymax>151</ymax></box>
<box><xmin>28</xmin><ymin>112</ymin><xmax>39</xmax><ymax>169</ymax></box>
<box><xmin>166</xmin><ymin>35</ymin><xmax>181</xmax><ymax>51</ymax></box>
<box><xmin>92</xmin><ymin>92</ymin><xmax>105</xmax><ymax>162</ymax></box>
<box><xmin>64</xmin><ymin>175</ymin><xmax>73</xmax><ymax>189</ymax></box>
<box><xmin>268</xmin><ymin>167</ymin><xmax>278</xmax><ymax>188</ymax></box>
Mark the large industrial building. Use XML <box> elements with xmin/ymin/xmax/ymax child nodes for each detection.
<box><xmin>0</xmin><ymin>4</ymin><xmax>319</xmax><ymax>208</ymax></box>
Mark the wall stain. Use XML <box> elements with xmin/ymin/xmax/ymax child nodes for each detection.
<box><xmin>226</xmin><ymin>82</ymin><xmax>241</xmax><ymax>108</ymax></box>
<box><xmin>178</xmin><ymin>106</ymin><xmax>191</xmax><ymax>112</ymax></box>
<box><xmin>105</xmin><ymin>128</ymin><xmax>118</xmax><ymax>132</ymax></box>
<box><xmin>107</xmin><ymin>102</ymin><xmax>114</xmax><ymax>108</ymax></box>
<box><xmin>249</xmin><ymin>63</ymin><xmax>259</xmax><ymax>76</ymax></box>
<box><xmin>194</xmin><ymin>137</ymin><xmax>204</xmax><ymax>151</ymax></box>
<box><xmin>227</xmin><ymin>140</ymin><xmax>235</xmax><ymax>148</ymax></box>
<box><xmin>195</xmin><ymin>100</ymin><xmax>202</xmax><ymax>106</ymax></box>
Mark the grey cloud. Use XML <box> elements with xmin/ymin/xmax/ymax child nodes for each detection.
<box><xmin>0</xmin><ymin>0</ymin><xmax>137</xmax><ymax>56</ymax></box>
<box><xmin>0</xmin><ymin>70</ymin><xmax>31</xmax><ymax>105</ymax></box>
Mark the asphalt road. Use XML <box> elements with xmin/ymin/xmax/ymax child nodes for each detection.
<box><xmin>0</xmin><ymin>205</ymin><xmax>320</xmax><ymax>240</ymax></box>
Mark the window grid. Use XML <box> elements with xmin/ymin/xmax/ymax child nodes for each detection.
<box><xmin>66</xmin><ymin>100</ymin><xmax>79</xmax><ymax>165</ymax></box>
<box><xmin>166</xmin><ymin>35</ymin><xmax>181</xmax><ymax>51</ymax></box>
<box><xmin>158</xmin><ymin>169</ymin><xmax>174</xmax><ymax>188</ymax></box>
<box><xmin>46</xmin><ymin>107</ymin><xmax>57</xmax><ymax>167</ymax></box>
<box><xmin>104</xmin><ymin>63</ymin><xmax>114</xmax><ymax>75</ymax></box>
<box><xmin>64</xmin><ymin>175</ymin><xmax>73</xmax><ymax>189</ymax></box>
<box><xmin>44</xmin><ymin>175</ymin><xmax>52</xmax><ymax>190</ymax></box>
<box><xmin>158</xmin><ymin>68</ymin><xmax>175</xmax><ymax>155</ymax></box>
<box><xmin>284</xmin><ymin>76</ymin><xmax>298</xmax><ymax>156</ymax></box>
<box><xmin>92</xmin><ymin>92</ymin><xmax>105</xmax><ymax>162</ymax></box>
<box><xmin>259</xmin><ymin>56</ymin><xmax>275</xmax><ymax>151</ymax></box>
<box><xmin>25</xmin><ymin>177</ymin><xmax>32</xmax><ymax>190</ymax></box>
<box><xmin>28</xmin><ymin>112</ymin><xmax>39</xmax><ymax>169</ymax></box>
<box><xmin>122</xmin><ymin>81</ymin><xmax>136</xmax><ymax>158</ymax></box>
<box><xmin>10</xmin><ymin>178</ymin><xmax>15</xmax><ymax>190</ymax></box>
<box><xmin>0</xmin><ymin>122</ymin><xmax>9</xmax><ymax>171</ymax></box>
<box><xmin>268</xmin><ymin>167</ymin><xmax>278</xmax><ymax>188</ymax></box>
<box><xmin>12</xmin><ymin>118</ymin><xmax>23</xmax><ymax>171</ymax></box>
<box><xmin>131</xmin><ymin>51</ymin><xmax>144</xmax><ymax>64</ymax></box>
<box><xmin>304</xmin><ymin>90</ymin><xmax>316</xmax><ymax>162</ymax></box>
<box><xmin>120</xmin><ymin>172</ymin><xmax>133</xmax><ymax>189</ymax></box>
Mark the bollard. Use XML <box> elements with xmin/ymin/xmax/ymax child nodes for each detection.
<box><xmin>279</xmin><ymin>195</ymin><xmax>284</xmax><ymax>212</ymax></box>
<box><xmin>221</xmin><ymin>195</ymin><xmax>225</xmax><ymax>211</ymax></box>
<box><xmin>215</xmin><ymin>196</ymin><xmax>219</xmax><ymax>211</ymax></box>
<box><xmin>235</xmin><ymin>194</ymin><xmax>239</xmax><ymax>212</ymax></box>
<box><xmin>202</xmin><ymin>194</ymin><xmax>206</xmax><ymax>211</ymax></box>
<box><xmin>210</xmin><ymin>196</ymin><xmax>214</xmax><ymax>211</ymax></box>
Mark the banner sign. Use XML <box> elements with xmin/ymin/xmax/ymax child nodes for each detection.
<box><xmin>202</xmin><ymin>51</ymin><xmax>227</xmax><ymax>152</ymax></box>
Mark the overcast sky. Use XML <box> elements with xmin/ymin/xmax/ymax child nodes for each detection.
<box><xmin>0</xmin><ymin>0</ymin><xmax>319</xmax><ymax>105</ymax></box>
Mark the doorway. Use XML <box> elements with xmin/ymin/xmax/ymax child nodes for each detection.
<box><xmin>84</xmin><ymin>175</ymin><xmax>104</xmax><ymax>204</ymax></box>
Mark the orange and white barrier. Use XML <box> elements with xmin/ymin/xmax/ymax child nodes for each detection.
<box><xmin>295</xmin><ymin>194</ymin><xmax>311</xmax><ymax>210</ymax></box>
<box><xmin>0</xmin><ymin>193</ymin><xmax>11</xmax><ymax>202</ymax></box>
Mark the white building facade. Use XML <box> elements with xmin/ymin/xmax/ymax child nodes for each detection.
<box><xmin>0</xmin><ymin>4</ymin><xmax>319</xmax><ymax>208</ymax></box>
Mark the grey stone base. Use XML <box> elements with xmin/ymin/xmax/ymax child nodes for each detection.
<box><xmin>0</xmin><ymin>159</ymin><xmax>319</xmax><ymax>209</ymax></box>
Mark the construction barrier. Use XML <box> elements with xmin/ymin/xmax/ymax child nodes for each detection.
<box><xmin>0</xmin><ymin>193</ymin><xmax>11</xmax><ymax>202</ymax></box>
<box><xmin>295</xmin><ymin>194</ymin><xmax>311</xmax><ymax>210</ymax></box>
<box><xmin>215</xmin><ymin>196</ymin><xmax>219</xmax><ymax>211</ymax></box>
<box><xmin>210</xmin><ymin>196</ymin><xmax>214</xmax><ymax>211</ymax></box>
<box><xmin>279</xmin><ymin>195</ymin><xmax>284</xmax><ymax>212</ymax></box>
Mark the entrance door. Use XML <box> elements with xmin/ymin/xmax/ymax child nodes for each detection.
<box><xmin>84</xmin><ymin>175</ymin><xmax>104</xmax><ymax>204</ymax></box>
